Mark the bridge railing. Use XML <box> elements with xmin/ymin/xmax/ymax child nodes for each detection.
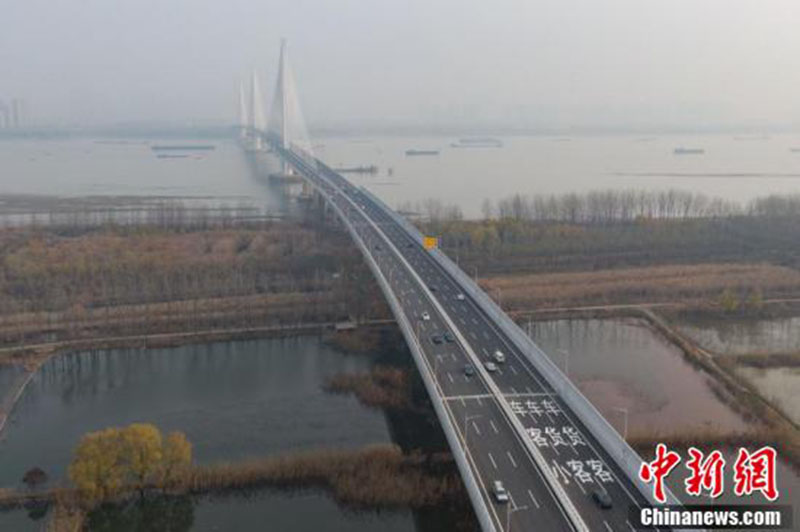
<box><xmin>358</xmin><ymin>187</ymin><xmax>685</xmax><ymax>509</ymax></box>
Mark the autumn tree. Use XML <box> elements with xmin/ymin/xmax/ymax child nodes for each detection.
<box><xmin>68</xmin><ymin>427</ymin><xmax>126</xmax><ymax>506</ymax></box>
<box><xmin>68</xmin><ymin>423</ymin><xmax>192</xmax><ymax>506</ymax></box>
<box><xmin>719</xmin><ymin>288</ymin><xmax>740</xmax><ymax>312</ymax></box>
<box><xmin>160</xmin><ymin>431</ymin><xmax>192</xmax><ymax>487</ymax></box>
<box><xmin>121</xmin><ymin>423</ymin><xmax>163</xmax><ymax>495</ymax></box>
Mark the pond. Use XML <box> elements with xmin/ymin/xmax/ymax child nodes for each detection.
<box><xmin>737</xmin><ymin>366</ymin><xmax>800</xmax><ymax>426</ymax></box>
<box><xmin>677</xmin><ymin>315</ymin><xmax>800</xmax><ymax>356</ymax></box>
<box><xmin>525</xmin><ymin>318</ymin><xmax>754</xmax><ymax>436</ymax></box>
<box><xmin>0</xmin><ymin>336</ymin><xmax>416</xmax><ymax>532</ymax></box>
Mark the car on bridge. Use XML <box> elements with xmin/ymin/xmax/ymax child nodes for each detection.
<box><xmin>591</xmin><ymin>489</ymin><xmax>613</xmax><ymax>509</ymax></box>
<box><xmin>463</xmin><ymin>364</ymin><xmax>476</xmax><ymax>377</ymax></box>
<box><xmin>443</xmin><ymin>331</ymin><xmax>455</xmax><ymax>343</ymax></box>
<box><xmin>430</xmin><ymin>334</ymin><xmax>443</xmax><ymax>345</ymax></box>
<box><xmin>456</xmin><ymin>293</ymin><xmax>465</xmax><ymax>301</ymax></box>
<box><xmin>421</xmin><ymin>312</ymin><xmax>430</xmax><ymax>321</ymax></box>
<box><xmin>484</xmin><ymin>361</ymin><xmax>498</xmax><ymax>373</ymax></box>
<box><xmin>492</xmin><ymin>481</ymin><xmax>509</xmax><ymax>503</ymax></box>
<box><xmin>493</xmin><ymin>350</ymin><xmax>506</xmax><ymax>363</ymax></box>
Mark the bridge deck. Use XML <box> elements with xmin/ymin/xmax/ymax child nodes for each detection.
<box><xmin>268</xmin><ymin>140</ymin><xmax>674</xmax><ymax>532</ymax></box>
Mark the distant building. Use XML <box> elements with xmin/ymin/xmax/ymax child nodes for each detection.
<box><xmin>0</xmin><ymin>98</ymin><xmax>25</xmax><ymax>129</ymax></box>
<box><xmin>0</xmin><ymin>99</ymin><xmax>9</xmax><ymax>129</ymax></box>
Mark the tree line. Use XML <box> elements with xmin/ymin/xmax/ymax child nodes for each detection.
<box><xmin>403</xmin><ymin>190</ymin><xmax>800</xmax><ymax>226</ymax></box>
<box><xmin>409</xmin><ymin>191</ymin><xmax>800</xmax><ymax>275</ymax></box>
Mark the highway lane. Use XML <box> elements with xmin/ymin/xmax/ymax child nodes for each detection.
<box><xmin>347</xmin><ymin>201</ymin><xmax>578</xmax><ymax>532</ymax></box>
<box><xmin>282</xmin><ymin>149</ymin><xmax>581</xmax><ymax>531</ymax></box>
<box><xmin>273</xmin><ymin>145</ymin><xmax>664</xmax><ymax>532</ymax></box>
<box><xmin>357</xmin><ymin>193</ymin><xmax>653</xmax><ymax>532</ymax></box>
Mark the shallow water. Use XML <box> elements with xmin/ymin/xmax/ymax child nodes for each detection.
<box><xmin>678</xmin><ymin>315</ymin><xmax>800</xmax><ymax>356</ymax></box>
<box><xmin>737</xmin><ymin>366</ymin><xmax>800</xmax><ymax>426</ymax></box>
<box><xmin>526</xmin><ymin>318</ymin><xmax>752</xmax><ymax>435</ymax></box>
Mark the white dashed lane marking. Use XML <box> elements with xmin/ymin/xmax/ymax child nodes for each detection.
<box><xmin>527</xmin><ymin>489</ymin><xmax>540</xmax><ymax>509</ymax></box>
<box><xmin>507</xmin><ymin>451</ymin><xmax>518</xmax><ymax>468</ymax></box>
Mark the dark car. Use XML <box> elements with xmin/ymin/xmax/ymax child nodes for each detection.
<box><xmin>464</xmin><ymin>364</ymin><xmax>476</xmax><ymax>377</ymax></box>
<box><xmin>430</xmin><ymin>334</ymin><xmax>443</xmax><ymax>345</ymax></box>
<box><xmin>591</xmin><ymin>489</ymin><xmax>612</xmax><ymax>509</ymax></box>
<box><xmin>443</xmin><ymin>331</ymin><xmax>455</xmax><ymax>343</ymax></box>
<box><xmin>428</xmin><ymin>285</ymin><xmax>437</xmax><ymax>292</ymax></box>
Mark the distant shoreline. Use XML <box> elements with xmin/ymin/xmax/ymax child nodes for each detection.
<box><xmin>612</xmin><ymin>171</ymin><xmax>800</xmax><ymax>179</ymax></box>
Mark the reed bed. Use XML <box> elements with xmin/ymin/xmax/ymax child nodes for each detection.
<box><xmin>324</xmin><ymin>367</ymin><xmax>411</xmax><ymax>409</ymax></box>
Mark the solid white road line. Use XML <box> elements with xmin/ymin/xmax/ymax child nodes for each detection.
<box><xmin>488</xmin><ymin>452</ymin><xmax>498</xmax><ymax>470</ymax></box>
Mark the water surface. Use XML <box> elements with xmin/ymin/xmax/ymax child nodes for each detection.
<box><xmin>737</xmin><ymin>366</ymin><xmax>800</xmax><ymax>425</ymax></box>
<box><xmin>678</xmin><ymin>315</ymin><xmax>800</xmax><ymax>355</ymax></box>
<box><xmin>0</xmin><ymin>336</ymin><xmax>415</xmax><ymax>531</ymax></box>
<box><xmin>526</xmin><ymin>318</ymin><xmax>752</xmax><ymax>435</ymax></box>
<box><xmin>5</xmin><ymin>134</ymin><xmax>800</xmax><ymax>219</ymax></box>
<box><xmin>0</xmin><ymin>138</ymin><xmax>288</xmax><ymax>213</ymax></box>
<box><xmin>324</xmin><ymin>134</ymin><xmax>800</xmax><ymax>217</ymax></box>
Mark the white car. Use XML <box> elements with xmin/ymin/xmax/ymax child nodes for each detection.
<box><xmin>493</xmin><ymin>350</ymin><xmax>506</xmax><ymax>364</ymax></box>
<box><xmin>484</xmin><ymin>361</ymin><xmax>498</xmax><ymax>373</ymax></box>
<box><xmin>421</xmin><ymin>312</ymin><xmax>430</xmax><ymax>321</ymax></box>
<box><xmin>492</xmin><ymin>481</ymin><xmax>509</xmax><ymax>503</ymax></box>
<box><xmin>456</xmin><ymin>293</ymin><xmax>465</xmax><ymax>301</ymax></box>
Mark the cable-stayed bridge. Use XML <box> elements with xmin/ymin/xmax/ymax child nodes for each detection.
<box><xmin>239</xmin><ymin>41</ymin><xmax>693</xmax><ymax>532</ymax></box>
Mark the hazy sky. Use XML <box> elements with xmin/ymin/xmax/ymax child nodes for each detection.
<box><xmin>2</xmin><ymin>0</ymin><xmax>800</xmax><ymax>130</ymax></box>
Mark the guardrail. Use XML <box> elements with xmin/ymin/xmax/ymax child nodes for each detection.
<box><xmin>358</xmin><ymin>187</ymin><xmax>686</xmax><ymax>509</ymax></box>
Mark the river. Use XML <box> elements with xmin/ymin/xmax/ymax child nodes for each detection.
<box><xmin>3</xmin><ymin>133</ymin><xmax>800</xmax><ymax>219</ymax></box>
